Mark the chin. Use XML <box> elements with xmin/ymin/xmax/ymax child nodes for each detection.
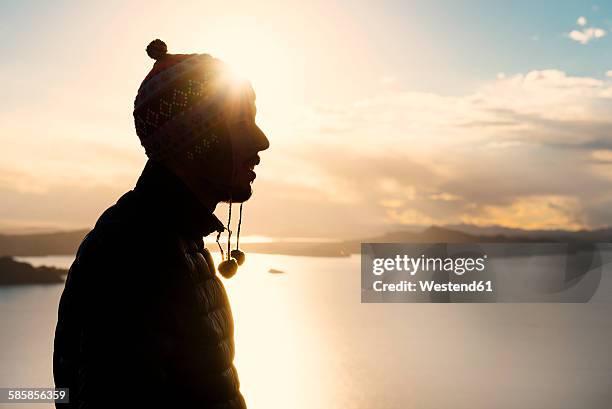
<box><xmin>228</xmin><ymin>184</ymin><xmax>252</xmax><ymax>203</ymax></box>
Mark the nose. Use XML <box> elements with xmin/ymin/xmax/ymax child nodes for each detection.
<box><xmin>254</xmin><ymin>124</ymin><xmax>270</xmax><ymax>152</ymax></box>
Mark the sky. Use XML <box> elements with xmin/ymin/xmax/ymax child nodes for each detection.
<box><xmin>1</xmin><ymin>0</ymin><xmax>612</xmax><ymax>238</ymax></box>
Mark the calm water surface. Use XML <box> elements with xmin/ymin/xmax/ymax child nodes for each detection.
<box><xmin>1</xmin><ymin>254</ymin><xmax>611</xmax><ymax>409</ymax></box>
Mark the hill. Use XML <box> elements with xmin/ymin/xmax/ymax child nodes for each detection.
<box><xmin>0</xmin><ymin>224</ymin><xmax>610</xmax><ymax>258</ymax></box>
<box><xmin>0</xmin><ymin>256</ymin><xmax>66</xmax><ymax>285</ymax></box>
<box><xmin>0</xmin><ymin>230</ymin><xmax>88</xmax><ymax>257</ymax></box>
<box><xmin>240</xmin><ymin>225</ymin><xmax>609</xmax><ymax>257</ymax></box>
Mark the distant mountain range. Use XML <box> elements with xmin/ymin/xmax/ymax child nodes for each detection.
<box><xmin>245</xmin><ymin>225</ymin><xmax>612</xmax><ymax>257</ymax></box>
<box><xmin>0</xmin><ymin>229</ymin><xmax>89</xmax><ymax>257</ymax></box>
<box><xmin>445</xmin><ymin>224</ymin><xmax>612</xmax><ymax>242</ymax></box>
<box><xmin>1</xmin><ymin>225</ymin><xmax>609</xmax><ymax>258</ymax></box>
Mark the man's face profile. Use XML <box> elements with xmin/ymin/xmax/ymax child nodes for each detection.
<box><xmin>180</xmin><ymin>94</ymin><xmax>269</xmax><ymax>204</ymax></box>
<box><xmin>225</xmin><ymin>98</ymin><xmax>269</xmax><ymax>202</ymax></box>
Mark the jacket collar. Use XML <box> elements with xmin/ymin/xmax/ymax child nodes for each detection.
<box><xmin>133</xmin><ymin>160</ymin><xmax>225</xmax><ymax>238</ymax></box>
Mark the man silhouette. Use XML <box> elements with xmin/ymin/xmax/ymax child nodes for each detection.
<box><xmin>53</xmin><ymin>39</ymin><xmax>269</xmax><ymax>408</ymax></box>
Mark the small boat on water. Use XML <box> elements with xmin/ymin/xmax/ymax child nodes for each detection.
<box><xmin>268</xmin><ymin>268</ymin><xmax>285</xmax><ymax>274</ymax></box>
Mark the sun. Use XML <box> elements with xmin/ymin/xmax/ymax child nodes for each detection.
<box><xmin>195</xmin><ymin>16</ymin><xmax>300</xmax><ymax>119</ymax></box>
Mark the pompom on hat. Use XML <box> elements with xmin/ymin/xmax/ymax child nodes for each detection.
<box><xmin>133</xmin><ymin>39</ymin><xmax>254</xmax><ymax>161</ymax></box>
<box><xmin>145</xmin><ymin>39</ymin><xmax>167</xmax><ymax>60</ymax></box>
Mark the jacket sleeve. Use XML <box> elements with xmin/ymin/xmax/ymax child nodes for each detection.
<box><xmin>72</xmin><ymin>227</ymin><xmax>182</xmax><ymax>408</ymax></box>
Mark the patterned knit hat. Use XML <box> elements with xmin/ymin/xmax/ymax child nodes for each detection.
<box><xmin>133</xmin><ymin>39</ymin><xmax>253</xmax><ymax>161</ymax></box>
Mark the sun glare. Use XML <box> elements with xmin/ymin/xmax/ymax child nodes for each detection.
<box><xmin>197</xmin><ymin>18</ymin><xmax>300</xmax><ymax>117</ymax></box>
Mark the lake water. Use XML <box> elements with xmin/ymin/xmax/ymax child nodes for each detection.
<box><xmin>1</xmin><ymin>253</ymin><xmax>611</xmax><ymax>409</ymax></box>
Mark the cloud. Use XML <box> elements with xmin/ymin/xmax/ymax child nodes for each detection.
<box><xmin>2</xmin><ymin>68</ymin><xmax>612</xmax><ymax>237</ymax></box>
<box><xmin>568</xmin><ymin>27</ymin><xmax>607</xmax><ymax>44</ymax></box>
<box><xmin>289</xmin><ymin>69</ymin><xmax>612</xmax><ymax>233</ymax></box>
<box><xmin>606</xmin><ymin>70</ymin><xmax>612</xmax><ymax>78</ymax></box>
<box><xmin>0</xmin><ymin>178</ymin><xmax>124</xmax><ymax>231</ymax></box>
<box><xmin>566</xmin><ymin>14</ymin><xmax>607</xmax><ymax>45</ymax></box>
<box><xmin>379</xmin><ymin>76</ymin><xmax>397</xmax><ymax>86</ymax></box>
<box><xmin>590</xmin><ymin>149</ymin><xmax>612</xmax><ymax>163</ymax></box>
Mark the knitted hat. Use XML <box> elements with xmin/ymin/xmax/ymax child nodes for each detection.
<box><xmin>133</xmin><ymin>39</ymin><xmax>253</xmax><ymax>161</ymax></box>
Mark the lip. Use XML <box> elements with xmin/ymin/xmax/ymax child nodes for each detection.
<box><xmin>244</xmin><ymin>155</ymin><xmax>260</xmax><ymax>181</ymax></box>
<box><xmin>244</xmin><ymin>156</ymin><xmax>261</xmax><ymax>169</ymax></box>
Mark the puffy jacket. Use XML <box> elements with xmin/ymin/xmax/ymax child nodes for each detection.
<box><xmin>53</xmin><ymin>160</ymin><xmax>246</xmax><ymax>408</ymax></box>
